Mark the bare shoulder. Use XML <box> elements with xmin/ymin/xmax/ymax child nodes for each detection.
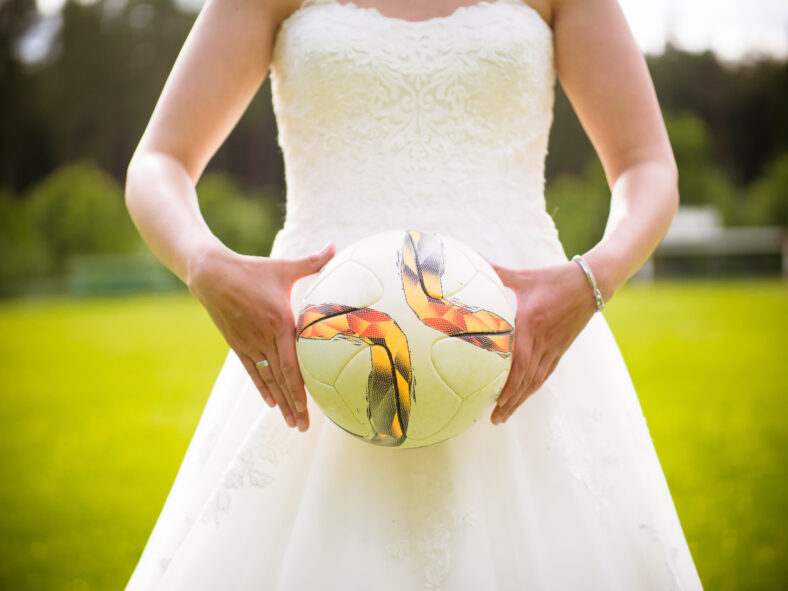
<box><xmin>522</xmin><ymin>0</ymin><xmax>553</xmax><ymax>29</ymax></box>
<box><xmin>547</xmin><ymin>0</ymin><xmax>629</xmax><ymax>31</ymax></box>
<box><xmin>272</xmin><ymin>0</ymin><xmax>312</xmax><ymax>27</ymax></box>
<box><xmin>544</xmin><ymin>0</ymin><xmax>673</xmax><ymax>181</ymax></box>
<box><xmin>203</xmin><ymin>0</ymin><xmax>300</xmax><ymax>47</ymax></box>
<box><xmin>132</xmin><ymin>0</ymin><xmax>311</xmax><ymax>180</ymax></box>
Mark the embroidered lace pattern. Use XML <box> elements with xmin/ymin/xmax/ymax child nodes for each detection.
<box><xmin>202</xmin><ymin>417</ymin><xmax>298</xmax><ymax>528</ymax></box>
<box><xmin>269</xmin><ymin>0</ymin><xmax>560</xmax><ymax>252</ymax></box>
<box><xmin>384</xmin><ymin>463</ymin><xmax>477</xmax><ymax>590</ymax></box>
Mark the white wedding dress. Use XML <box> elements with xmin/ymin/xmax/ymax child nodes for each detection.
<box><xmin>126</xmin><ymin>0</ymin><xmax>704</xmax><ymax>588</ymax></box>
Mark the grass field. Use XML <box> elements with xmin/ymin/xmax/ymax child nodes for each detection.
<box><xmin>0</xmin><ymin>281</ymin><xmax>786</xmax><ymax>590</ymax></box>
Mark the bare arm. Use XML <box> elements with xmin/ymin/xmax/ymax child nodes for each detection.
<box><xmin>490</xmin><ymin>0</ymin><xmax>678</xmax><ymax>424</ymax></box>
<box><xmin>126</xmin><ymin>0</ymin><xmax>282</xmax><ymax>283</ymax></box>
<box><xmin>125</xmin><ymin>0</ymin><xmax>334</xmax><ymax>431</ymax></box>
<box><xmin>552</xmin><ymin>0</ymin><xmax>678</xmax><ymax>300</ymax></box>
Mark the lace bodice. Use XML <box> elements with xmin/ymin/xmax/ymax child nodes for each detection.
<box><xmin>269</xmin><ymin>0</ymin><xmax>560</xmax><ymax>244</ymax></box>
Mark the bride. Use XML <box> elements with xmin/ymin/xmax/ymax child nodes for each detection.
<box><xmin>124</xmin><ymin>0</ymin><xmax>704</xmax><ymax>588</ymax></box>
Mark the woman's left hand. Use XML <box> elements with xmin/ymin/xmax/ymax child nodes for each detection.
<box><xmin>481</xmin><ymin>257</ymin><xmax>600</xmax><ymax>424</ymax></box>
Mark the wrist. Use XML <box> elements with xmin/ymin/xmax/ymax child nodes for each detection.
<box><xmin>186</xmin><ymin>239</ymin><xmax>236</xmax><ymax>293</ymax></box>
<box><xmin>571</xmin><ymin>255</ymin><xmax>606</xmax><ymax>312</ymax></box>
<box><xmin>578</xmin><ymin>248</ymin><xmax>624</xmax><ymax>304</ymax></box>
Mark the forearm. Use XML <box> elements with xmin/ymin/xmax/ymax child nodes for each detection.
<box><xmin>125</xmin><ymin>151</ymin><xmax>229</xmax><ymax>286</ymax></box>
<box><xmin>581</xmin><ymin>159</ymin><xmax>679</xmax><ymax>302</ymax></box>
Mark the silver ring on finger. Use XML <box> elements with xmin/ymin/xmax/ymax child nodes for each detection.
<box><xmin>256</xmin><ymin>358</ymin><xmax>270</xmax><ymax>370</ymax></box>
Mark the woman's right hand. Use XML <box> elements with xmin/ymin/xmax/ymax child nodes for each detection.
<box><xmin>186</xmin><ymin>241</ymin><xmax>336</xmax><ymax>432</ymax></box>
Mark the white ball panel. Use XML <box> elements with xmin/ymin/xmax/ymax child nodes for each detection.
<box><xmin>299</xmin><ymin>366</ymin><xmax>368</xmax><ymax>437</ymax></box>
<box><xmin>463</xmin><ymin>369</ymin><xmax>509</xmax><ymax>420</ymax></box>
<box><xmin>296</xmin><ymin>336</ymin><xmax>365</xmax><ymax>386</ymax></box>
<box><xmin>430</xmin><ymin>336</ymin><xmax>511</xmax><ymax>399</ymax></box>
<box><xmin>302</xmin><ymin>260</ymin><xmax>384</xmax><ymax>309</ymax></box>
<box><xmin>348</xmin><ymin>231</ymin><xmax>410</xmax><ymax>282</ymax></box>
<box><xmin>432</xmin><ymin>369</ymin><xmax>509</xmax><ymax>443</ymax></box>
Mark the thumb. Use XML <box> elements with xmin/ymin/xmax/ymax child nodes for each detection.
<box><xmin>287</xmin><ymin>241</ymin><xmax>336</xmax><ymax>279</ymax></box>
<box><xmin>478</xmin><ymin>251</ymin><xmax>517</xmax><ymax>287</ymax></box>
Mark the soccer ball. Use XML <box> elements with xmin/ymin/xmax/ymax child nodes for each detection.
<box><xmin>295</xmin><ymin>229</ymin><xmax>515</xmax><ymax>449</ymax></box>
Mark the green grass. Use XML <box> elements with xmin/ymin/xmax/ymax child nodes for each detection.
<box><xmin>0</xmin><ymin>293</ymin><xmax>228</xmax><ymax>590</ymax></box>
<box><xmin>0</xmin><ymin>281</ymin><xmax>786</xmax><ymax>590</ymax></box>
<box><xmin>604</xmin><ymin>281</ymin><xmax>788</xmax><ymax>591</ymax></box>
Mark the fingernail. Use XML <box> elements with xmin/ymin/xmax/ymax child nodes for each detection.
<box><xmin>296</xmin><ymin>415</ymin><xmax>307</xmax><ymax>431</ymax></box>
<box><xmin>295</xmin><ymin>400</ymin><xmax>306</xmax><ymax>413</ymax></box>
<box><xmin>320</xmin><ymin>241</ymin><xmax>332</xmax><ymax>253</ymax></box>
<box><xmin>265</xmin><ymin>396</ymin><xmax>275</xmax><ymax>407</ymax></box>
<box><xmin>285</xmin><ymin>413</ymin><xmax>296</xmax><ymax>428</ymax></box>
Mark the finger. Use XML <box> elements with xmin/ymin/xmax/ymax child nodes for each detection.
<box><xmin>477</xmin><ymin>251</ymin><xmax>496</xmax><ymax>270</ymax></box>
<box><xmin>486</xmin><ymin>260</ymin><xmax>515</xmax><ymax>287</ymax></box>
<box><xmin>276</xmin><ymin>329</ymin><xmax>308</xmax><ymax>414</ymax></box>
<box><xmin>503</xmin><ymin>355</ymin><xmax>552</xmax><ymax>421</ymax></box>
<box><xmin>535</xmin><ymin>356</ymin><xmax>561</xmax><ymax>393</ymax></box>
<box><xmin>477</xmin><ymin>251</ymin><xmax>504</xmax><ymax>275</ymax></box>
<box><xmin>283</xmin><ymin>242</ymin><xmax>336</xmax><ymax>281</ymax></box>
<box><xmin>238</xmin><ymin>352</ymin><xmax>276</xmax><ymax>407</ymax></box>
<box><xmin>547</xmin><ymin>356</ymin><xmax>560</xmax><ymax>379</ymax></box>
<box><xmin>260</xmin><ymin>347</ymin><xmax>298</xmax><ymax>428</ymax></box>
<box><xmin>495</xmin><ymin>331</ymin><xmax>533</xmax><ymax>409</ymax></box>
<box><xmin>494</xmin><ymin>363</ymin><xmax>525</xmax><ymax>413</ymax></box>
<box><xmin>492</xmin><ymin>378</ymin><xmax>525</xmax><ymax>424</ymax></box>
<box><xmin>269</xmin><ymin>337</ymin><xmax>298</xmax><ymax>419</ymax></box>
<box><xmin>499</xmin><ymin>385</ymin><xmax>530</xmax><ymax>423</ymax></box>
<box><xmin>525</xmin><ymin>355</ymin><xmax>551</xmax><ymax>397</ymax></box>
<box><xmin>256</xmin><ymin>333</ymin><xmax>292</xmax><ymax>409</ymax></box>
<box><xmin>492</xmin><ymin>368</ymin><xmax>526</xmax><ymax>424</ymax></box>
<box><xmin>275</xmin><ymin>331</ymin><xmax>310</xmax><ymax>431</ymax></box>
<box><xmin>517</xmin><ymin>331</ymin><xmax>543</xmax><ymax>396</ymax></box>
<box><xmin>499</xmin><ymin>349</ymin><xmax>547</xmax><ymax>416</ymax></box>
<box><xmin>480</xmin><ymin>259</ymin><xmax>522</xmax><ymax>292</ymax></box>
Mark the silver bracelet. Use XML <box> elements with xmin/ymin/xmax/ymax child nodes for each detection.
<box><xmin>572</xmin><ymin>255</ymin><xmax>605</xmax><ymax>312</ymax></box>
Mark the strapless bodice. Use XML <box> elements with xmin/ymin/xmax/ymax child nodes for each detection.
<box><xmin>268</xmin><ymin>0</ymin><xmax>564</xmax><ymax>263</ymax></box>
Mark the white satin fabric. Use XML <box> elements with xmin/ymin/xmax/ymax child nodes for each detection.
<box><xmin>126</xmin><ymin>1</ymin><xmax>704</xmax><ymax>588</ymax></box>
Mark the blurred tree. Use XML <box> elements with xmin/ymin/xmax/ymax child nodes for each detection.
<box><xmin>0</xmin><ymin>0</ymin><xmax>53</xmax><ymax>191</ymax></box>
<box><xmin>25</xmin><ymin>160</ymin><xmax>142</xmax><ymax>274</ymax></box>
<box><xmin>0</xmin><ymin>163</ymin><xmax>286</xmax><ymax>296</ymax></box>
<box><xmin>664</xmin><ymin>111</ymin><xmax>742</xmax><ymax>219</ymax></box>
<box><xmin>207</xmin><ymin>77</ymin><xmax>285</xmax><ymax>190</ymax></box>
<box><xmin>196</xmin><ymin>172</ymin><xmax>284</xmax><ymax>257</ymax></box>
<box><xmin>545</xmin><ymin>83</ymin><xmax>595</xmax><ymax>181</ymax></box>
<box><xmin>548</xmin><ymin>45</ymin><xmax>788</xmax><ymax>190</ymax></box>
<box><xmin>13</xmin><ymin>0</ymin><xmax>285</xmax><ymax>193</ymax></box>
<box><xmin>744</xmin><ymin>152</ymin><xmax>788</xmax><ymax>227</ymax></box>
<box><xmin>32</xmin><ymin>0</ymin><xmax>195</xmax><ymax>184</ymax></box>
<box><xmin>0</xmin><ymin>188</ymin><xmax>47</xmax><ymax>294</ymax></box>
<box><xmin>648</xmin><ymin>45</ymin><xmax>788</xmax><ymax>185</ymax></box>
<box><xmin>545</xmin><ymin>158</ymin><xmax>610</xmax><ymax>257</ymax></box>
